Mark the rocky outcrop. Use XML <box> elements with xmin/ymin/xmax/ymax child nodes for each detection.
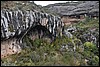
<box><xmin>1</xmin><ymin>38</ymin><xmax>21</xmax><ymax>58</ymax></box>
<box><xmin>1</xmin><ymin>9</ymin><xmax>63</xmax><ymax>40</ymax></box>
<box><xmin>1</xmin><ymin>9</ymin><xmax>64</xmax><ymax>58</ymax></box>
<box><xmin>43</xmin><ymin>1</ymin><xmax>99</xmax><ymax>16</ymax></box>
<box><xmin>1</xmin><ymin>1</ymin><xmax>65</xmax><ymax>58</ymax></box>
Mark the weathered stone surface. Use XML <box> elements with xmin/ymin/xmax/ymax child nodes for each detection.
<box><xmin>44</xmin><ymin>1</ymin><xmax>99</xmax><ymax>16</ymax></box>
<box><xmin>1</xmin><ymin>9</ymin><xmax>64</xmax><ymax>58</ymax></box>
<box><xmin>1</xmin><ymin>9</ymin><xmax>64</xmax><ymax>41</ymax></box>
<box><xmin>1</xmin><ymin>38</ymin><xmax>21</xmax><ymax>58</ymax></box>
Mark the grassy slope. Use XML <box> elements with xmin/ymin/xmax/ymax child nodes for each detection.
<box><xmin>1</xmin><ymin>18</ymin><xmax>99</xmax><ymax>66</ymax></box>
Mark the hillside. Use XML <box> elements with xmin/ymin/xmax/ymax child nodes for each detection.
<box><xmin>1</xmin><ymin>1</ymin><xmax>44</xmax><ymax>12</ymax></box>
<box><xmin>1</xmin><ymin>1</ymin><xmax>99</xmax><ymax>16</ymax></box>
<box><xmin>1</xmin><ymin>17</ymin><xmax>99</xmax><ymax>66</ymax></box>
<box><xmin>1</xmin><ymin>1</ymin><xmax>99</xmax><ymax>66</ymax></box>
<box><xmin>43</xmin><ymin>1</ymin><xmax>99</xmax><ymax>16</ymax></box>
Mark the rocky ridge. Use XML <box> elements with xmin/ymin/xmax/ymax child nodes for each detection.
<box><xmin>43</xmin><ymin>1</ymin><xmax>99</xmax><ymax>16</ymax></box>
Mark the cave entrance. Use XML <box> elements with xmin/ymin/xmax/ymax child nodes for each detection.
<box><xmin>24</xmin><ymin>25</ymin><xmax>54</xmax><ymax>43</ymax></box>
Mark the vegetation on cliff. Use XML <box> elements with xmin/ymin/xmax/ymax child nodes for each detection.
<box><xmin>1</xmin><ymin>17</ymin><xmax>99</xmax><ymax>66</ymax></box>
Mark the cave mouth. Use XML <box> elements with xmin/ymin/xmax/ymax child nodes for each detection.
<box><xmin>26</xmin><ymin>25</ymin><xmax>54</xmax><ymax>42</ymax></box>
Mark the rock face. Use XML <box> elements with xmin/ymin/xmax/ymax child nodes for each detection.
<box><xmin>43</xmin><ymin>1</ymin><xmax>99</xmax><ymax>16</ymax></box>
<box><xmin>1</xmin><ymin>9</ymin><xmax>64</xmax><ymax>58</ymax></box>
<box><xmin>1</xmin><ymin>38</ymin><xmax>21</xmax><ymax>58</ymax></box>
<box><xmin>1</xmin><ymin>1</ymin><xmax>65</xmax><ymax>58</ymax></box>
<box><xmin>1</xmin><ymin>9</ymin><xmax>64</xmax><ymax>40</ymax></box>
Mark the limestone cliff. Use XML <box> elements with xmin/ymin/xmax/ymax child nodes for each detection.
<box><xmin>43</xmin><ymin>1</ymin><xmax>99</xmax><ymax>16</ymax></box>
